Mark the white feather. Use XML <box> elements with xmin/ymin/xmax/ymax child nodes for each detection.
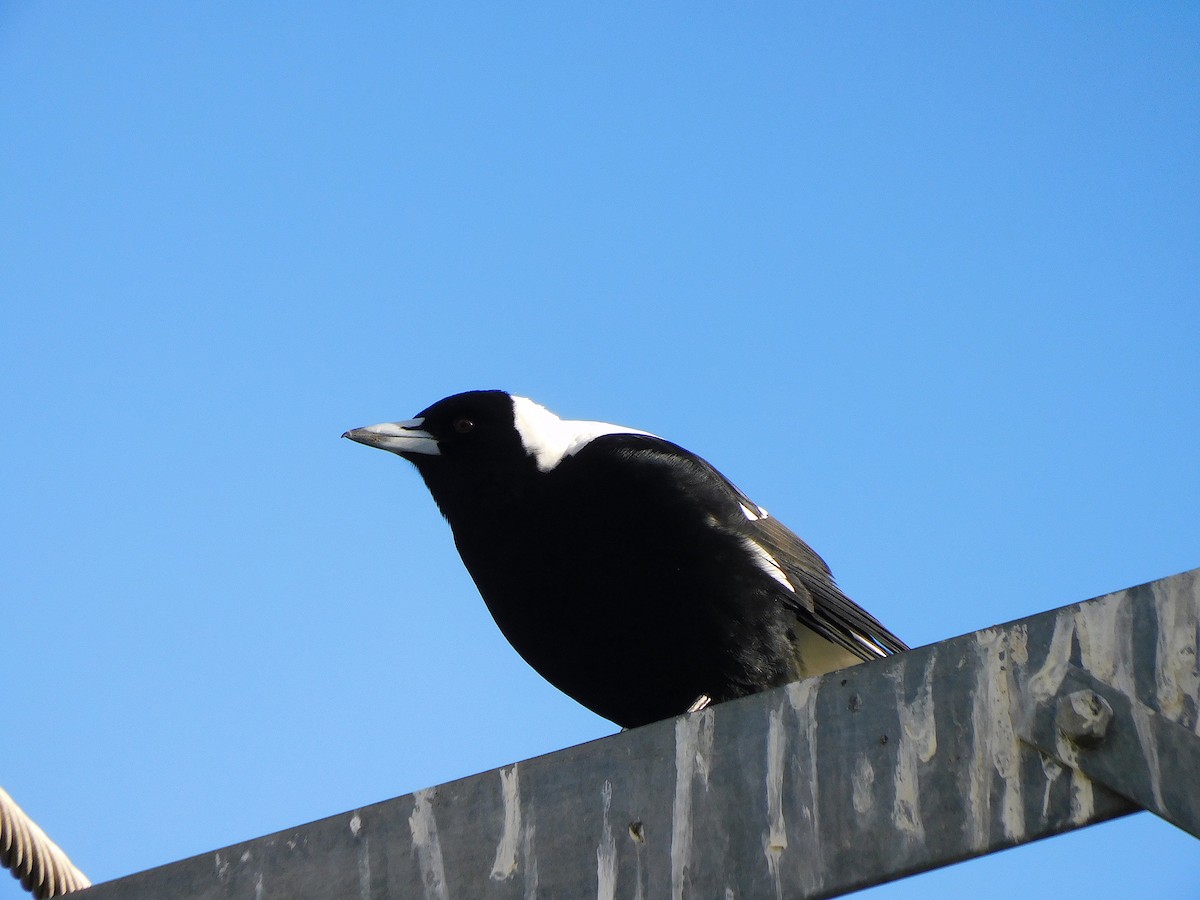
<box><xmin>741</xmin><ymin>537</ymin><xmax>795</xmax><ymax>592</ymax></box>
<box><xmin>510</xmin><ymin>396</ymin><xmax>654</xmax><ymax>472</ymax></box>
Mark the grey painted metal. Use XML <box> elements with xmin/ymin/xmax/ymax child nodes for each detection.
<box><xmin>76</xmin><ymin>568</ymin><xmax>1199</xmax><ymax>900</ymax></box>
<box><xmin>1020</xmin><ymin>663</ymin><xmax>1200</xmax><ymax>838</ymax></box>
<box><xmin>1052</xmin><ymin>687</ymin><xmax>1114</xmax><ymax>746</ymax></box>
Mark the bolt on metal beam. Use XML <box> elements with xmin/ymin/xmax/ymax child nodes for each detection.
<box><xmin>1020</xmin><ymin>663</ymin><xmax>1200</xmax><ymax>839</ymax></box>
<box><xmin>1055</xmin><ymin>689</ymin><xmax>1114</xmax><ymax>747</ymax></box>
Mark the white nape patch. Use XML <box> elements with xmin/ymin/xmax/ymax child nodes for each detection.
<box><xmin>510</xmin><ymin>396</ymin><xmax>654</xmax><ymax>472</ymax></box>
<box><xmin>742</xmin><ymin>538</ymin><xmax>795</xmax><ymax>592</ymax></box>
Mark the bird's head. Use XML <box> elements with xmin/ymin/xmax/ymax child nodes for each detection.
<box><xmin>343</xmin><ymin>390</ymin><xmax>653</xmax><ymax>512</ymax></box>
<box><xmin>345</xmin><ymin>391</ymin><xmax>652</xmax><ymax>469</ymax></box>
<box><xmin>338</xmin><ymin>388</ymin><xmax>535</xmax><ymax>489</ymax></box>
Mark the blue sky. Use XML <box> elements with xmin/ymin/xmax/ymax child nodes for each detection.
<box><xmin>3</xmin><ymin>3</ymin><xmax>1198</xmax><ymax>897</ymax></box>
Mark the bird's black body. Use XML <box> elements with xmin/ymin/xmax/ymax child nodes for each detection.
<box><xmin>345</xmin><ymin>390</ymin><xmax>907</xmax><ymax>729</ymax></box>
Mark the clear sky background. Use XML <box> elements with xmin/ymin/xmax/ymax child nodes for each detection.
<box><xmin>3</xmin><ymin>3</ymin><xmax>1198</xmax><ymax>897</ymax></box>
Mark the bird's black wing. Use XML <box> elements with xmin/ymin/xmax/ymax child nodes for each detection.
<box><xmin>748</xmin><ymin>512</ymin><xmax>910</xmax><ymax>658</ymax></box>
<box><xmin>597</xmin><ymin>434</ymin><xmax>909</xmax><ymax>662</ymax></box>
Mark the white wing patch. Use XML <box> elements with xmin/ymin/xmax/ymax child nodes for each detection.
<box><xmin>510</xmin><ymin>395</ymin><xmax>654</xmax><ymax>472</ymax></box>
<box><xmin>742</xmin><ymin>537</ymin><xmax>795</xmax><ymax>593</ymax></box>
<box><xmin>739</xmin><ymin>502</ymin><xmax>769</xmax><ymax>522</ymax></box>
<box><xmin>851</xmin><ymin>632</ymin><xmax>889</xmax><ymax>659</ymax></box>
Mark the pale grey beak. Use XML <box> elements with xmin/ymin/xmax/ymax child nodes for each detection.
<box><xmin>342</xmin><ymin>417</ymin><xmax>441</xmax><ymax>457</ymax></box>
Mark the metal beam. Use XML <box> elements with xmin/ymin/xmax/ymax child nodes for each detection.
<box><xmin>76</xmin><ymin>568</ymin><xmax>1199</xmax><ymax>899</ymax></box>
<box><xmin>1019</xmin><ymin>663</ymin><xmax>1200</xmax><ymax>838</ymax></box>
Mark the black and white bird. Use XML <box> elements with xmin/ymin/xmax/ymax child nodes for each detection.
<box><xmin>344</xmin><ymin>391</ymin><xmax>907</xmax><ymax>729</ymax></box>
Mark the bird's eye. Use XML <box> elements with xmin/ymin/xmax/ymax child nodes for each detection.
<box><xmin>453</xmin><ymin>417</ymin><xmax>475</xmax><ymax>434</ymax></box>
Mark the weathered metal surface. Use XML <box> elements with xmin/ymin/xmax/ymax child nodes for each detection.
<box><xmin>1020</xmin><ymin>663</ymin><xmax>1200</xmax><ymax>838</ymax></box>
<box><xmin>77</xmin><ymin>569</ymin><xmax>1199</xmax><ymax>900</ymax></box>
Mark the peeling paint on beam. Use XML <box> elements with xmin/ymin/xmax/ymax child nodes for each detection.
<box><xmin>77</xmin><ymin>569</ymin><xmax>1200</xmax><ymax>900</ymax></box>
<box><xmin>1020</xmin><ymin>665</ymin><xmax>1200</xmax><ymax>837</ymax></box>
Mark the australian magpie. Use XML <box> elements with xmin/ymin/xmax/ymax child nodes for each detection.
<box><xmin>344</xmin><ymin>390</ymin><xmax>907</xmax><ymax>729</ymax></box>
